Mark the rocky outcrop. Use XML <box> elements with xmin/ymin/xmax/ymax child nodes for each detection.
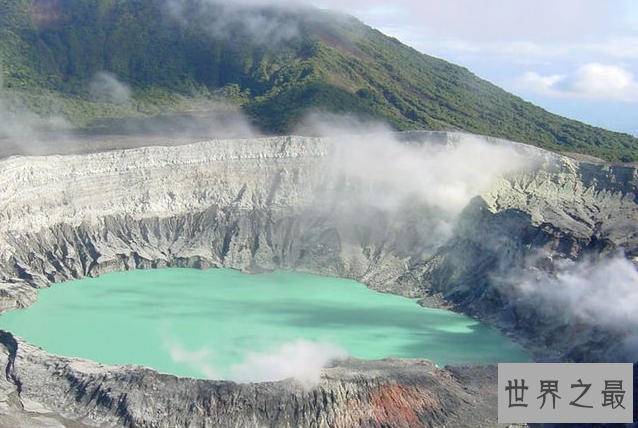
<box><xmin>0</xmin><ymin>131</ymin><xmax>635</xmax><ymax>427</ymax></box>
<box><xmin>0</xmin><ymin>332</ymin><xmax>499</xmax><ymax>428</ymax></box>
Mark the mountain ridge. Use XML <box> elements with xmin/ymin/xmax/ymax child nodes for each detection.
<box><xmin>0</xmin><ymin>0</ymin><xmax>637</xmax><ymax>161</ymax></box>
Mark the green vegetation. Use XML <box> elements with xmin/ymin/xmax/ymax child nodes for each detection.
<box><xmin>1</xmin><ymin>0</ymin><xmax>637</xmax><ymax>161</ymax></box>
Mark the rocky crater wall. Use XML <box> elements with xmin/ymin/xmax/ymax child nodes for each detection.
<box><xmin>1</xmin><ymin>133</ymin><xmax>636</xmax><ymax>358</ymax></box>
<box><xmin>0</xmin><ymin>132</ymin><xmax>636</xmax><ymax>427</ymax></box>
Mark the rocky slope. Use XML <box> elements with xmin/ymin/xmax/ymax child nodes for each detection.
<box><xmin>0</xmin><ymin>131</ymin><xmax>636</xmax><ymax>427</ymax></box>
<box><xmin>0</xmin><ymin>331</ymin><xmax>501</xmax><ymax>428</ymax></box>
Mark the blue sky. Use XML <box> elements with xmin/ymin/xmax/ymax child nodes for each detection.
<box><xmin>306</xmin><ymin>0</ymin><xmax>638</xmax><ymax>136</ymax></box>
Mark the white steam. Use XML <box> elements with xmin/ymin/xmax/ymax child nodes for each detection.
<box><xmin>0</xmin><ymin>67</ymin><xmax>72</xmax><ymax>149</ymax></box>
<box><xmin>166</xmin><ymin>340</ymin><xmax>220</xmax><ymax>379</ymax></box>
<box><xmin>0</xmin><ymin>96</ymin><xmax>70</xmax><ymax>142</ymax></box>
<box><xmin>89</xmin><ymin>72</ymin><xmax>133</xmax><ymax>106</ymax></box>
<box><xmin>329</xmin><ymin>131</ymin><xmax>526</xmax><ymax>214</ymax></box>
<box><xmin>165</xmin><ymin>337</ymin><xmax>347</xmax><ymax>386</ymax></box>
<box><xmin>306</xmin><ymin>115</ymin><xmax>529</xmax><ymax>215</ymax></box>
<box><xmin>228</xmin><ymin>339</ymin><xmax>348</xmax><ymax>386</ymax></box>
<box><xmin>513</xmin><ymin>254</ymin><xmax>638</xmax><ymax>358</ymax></box>
<box><xmin>301</xmin><ymin>115</ymin><xmax>531</xmax><ymax>250</ymax></box>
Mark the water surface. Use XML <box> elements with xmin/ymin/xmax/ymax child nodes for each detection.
<box><xmin>0</xmin><ymin>268</ymin><xmax>529</xmax><ymax>379</ymax></box>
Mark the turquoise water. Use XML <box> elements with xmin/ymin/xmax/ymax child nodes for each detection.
<box><xmin>0</xmin><ymin>269</ymin><xmax>529</xmax><ymax>380</ymax></box>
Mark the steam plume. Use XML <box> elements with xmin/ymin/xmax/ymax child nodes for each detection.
<box><xmin>89</xmin><ymin>72</ymin><xmax>133</xmax><ymax>107</ymax></box>
<box><xmin>511</xmin><ymin>253</ymin><xmax>638</xmax><ymax>359</ymax></box>
<box><xmin>165</xmin><ymin>336</ymin><xmax>347</xmax><ymax>386</ymax></box>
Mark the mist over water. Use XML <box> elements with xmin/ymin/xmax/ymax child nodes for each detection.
<box><xmin>0</xmin><ymin>268</ymin><xmax>530</xmax><ymax>384</ymax></box>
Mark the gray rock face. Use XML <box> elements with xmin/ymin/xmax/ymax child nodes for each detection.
<box><xmin>0</xmin><ymin>132</ymin><xmax>635</xmax><ymax>427</ymax></box>
<box><xmin>0</xmin><ymin>332</ymin><xmax>499</xmax><ymax>428</ymax></box>
<box><xmin>0</xmin><ymin>135</ymin><xmax>434</xmax><ymax>302</ymax></box>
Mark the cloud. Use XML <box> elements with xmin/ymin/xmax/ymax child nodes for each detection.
<box><xmin>163</xmin><ymin>0</ymin><xmax>301</xmax><ymax>43</ymax></box>
<box><xmin>162</xmin><ymin>0</ymin><xmax>630</xmax><ymax>43</ymax></box>
<box><xmin>511</xmin><ymin>254</ymin><xmax>638</xmax><ymax>359</ymax></box>
<box><xmin>405</xmin><ymin>38</ymin><xmax>638</xmax><ymax>64</ymax></box>
<box><xmin>89</xmin><ymin>72</ymin><xmax>133</xmax><ymax>106</ymax></box>
<box><xmin>305</xmin><ymin>0</ymin><xmax>623</xmax><ymax>42</ymax></box>
<box><xmin>518</xmin><ymin>63</ymin><xmax>638</xmax><ymax>102</ymax></box>
<box><xmin>583</xmin><ymin>37</ymin><xmax>638</xmax><ymax>60</ymax></box>
<box><xmin>228</xmin><ymin>339</ymin><xmax>348</xmax><ymax>386</ymax></box>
